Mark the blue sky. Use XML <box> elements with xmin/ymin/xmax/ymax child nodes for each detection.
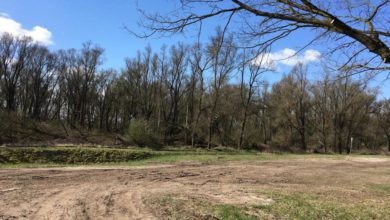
<box><xmin>0</xmin><ymin>0</ymin><xmax>389</xmax><ymax>98</ymax></box>
<box><xmin>0</xmin><ymin>0</ymin><xmax>183</xmax><ymax>69</ymax></box>
<box><xmin>0</xmin><ymin>0</ymin><xmax>319</xmax><ymax>68</ymax></box>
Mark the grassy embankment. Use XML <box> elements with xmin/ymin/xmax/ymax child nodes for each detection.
<box><xmin>0</xmin><ymin>145</ymin><xmax>386</xmax><ymax>168</ymax></box>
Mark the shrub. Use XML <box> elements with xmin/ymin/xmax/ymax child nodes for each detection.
<box><xmin>126</xmin><ymin>119</ymin><xmax>162</xmax><ymax>150</ymax></box>
<box><xmin>0</xmin><ymin>154</ymin><xmax>8</xmax><ymax>163</ymax></box>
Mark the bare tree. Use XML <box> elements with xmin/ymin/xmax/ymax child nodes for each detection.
<box><xmin>0</xmin><ymin>34</ymin><xmax>31</xmax><ymax>111</ymax></box>
<box><xmin>137</xmin><ymin>0</ymin><xmax>390</xmax><ymax>71</ymax></box>
<box><xmin>25</xmin><ymin>45</ymin><xmax>57</xmax><ymax>119</ymax></box>
<box><xmin>270</xmin><ymin>63</ymin><xmax>311</xmax><ymax>151</ymax></box>
<box><xmin>329</xmin><ymin>72</ymin><xmax>375</xmax><ymax>153</ymax></box>
<box><xmin>311</xmin><ymin>74</ymin><xmax>332</xmax><ymax>152</ymax></box>
<box><xmin>165</xmin><ymin>44</ymin><xmax>188</xmax><ymax>142</ymax></box>
<box><xmin>238</xmin><ymin>50</ymin><xmax>267</xmax><ymax>148</ymax></box>
<box><xmin>62</xmin><ymin>43</ymin><xmax>103</xmax><ymax>128</ymax></box>
<box><xmin>206</xmin><ymin>29</ymin><xmax>237</xmax><ymax>148</ymax></box>
<box><xmin>187</xmin><ymin>43</ymin><xmax>210</xmax><ymax>146</ymax></box>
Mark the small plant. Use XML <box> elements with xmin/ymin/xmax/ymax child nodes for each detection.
<box><xmin>126</xmin><ymin>119</ymin><xmax>162</xmax><ymax>149</ymax></box>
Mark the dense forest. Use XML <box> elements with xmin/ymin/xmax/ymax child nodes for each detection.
<box><xmin>1</xmin><ymin>32</ymin><xmax>390</xmax><ymax>153</ymax></box>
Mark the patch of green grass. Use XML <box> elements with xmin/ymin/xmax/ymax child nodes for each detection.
<box><xmin>126</xmin><ymin>154</ymin><xmax>263</xmax><ymax>166</ymax></box>
<box><xmin>146</xmin><ymin>194</ymin><xmax>216</xmax><ymax>219</ymax></box>
<box><xmin>110</xmin><ymin>152</ymin><xmax>346</xmax><ymax>167</ymax></box>
<box><xmin>371</xmin><ymin>184</ymin><xmax>390</xmax><ymax>195</ymax></box>
<box><xmin>140</xmin><ymin>189</ymin><xmax>390</xmax><ymax>220</ymax></box>
<box><xmin>146</xmin><ymin>194</ymin><xmax>259</xmax><ymax>220</ymax></box>
<box><xmin>216</xmin><ymin>205</ymin><xmax>257</xmax><ymax>220</ymax></box>
<box><xmin>255</xmin><ymin>191</ymin><xmax>389</xmax><ymax>220</ymax></box>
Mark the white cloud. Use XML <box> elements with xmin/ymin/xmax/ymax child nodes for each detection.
<box><xmin>0</xmin><ymin>13</ymin><xmax>53</xmax><ymax>45</ymax></box>
<box><xmin>253</xmin><ymin>48</ymin><xmax>321</xmax><ymax>70</ymax></box>
<box><xmin>0</xmin><ymin>12</ymin><xmax>10</xmax><ymax>18</ymax></box>
<box><xmin>304</xmin><ymin>49</ymin><xmax>321</xmax><ymax>62</ymax></box>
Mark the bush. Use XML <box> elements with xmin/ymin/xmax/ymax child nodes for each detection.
<box><xmin>126</xmin><ymin>119</ymin><xmax>162</xmax><ymax>150</ymax></box>
<box><xmin>0</xmin><ymin>154</ymin><xmax>8</xmax><ymax>163</ymax></box>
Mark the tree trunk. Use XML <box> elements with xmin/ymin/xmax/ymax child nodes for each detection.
<box><xmin>239</xmin><ymin>108</ymin><xmax>248</xmax><ymax>149</ymax></box>
<box><xmin>337</xmin><ymin>133</ymin><xmax>343</xmax><ymax>154</ymax></box>
<box><xmin>386</xmin><ymin>133</ymin><xmax>390</xmax><ymax>152</ymax></box>
<box><xmin>300</xmin><ymin>129</ymin><xmax>307</xmax><ymax>152</ymax></box>
<box><xmin>207</xmin><ymin>117</ymin><xmax>213</xmax><ymax>149</ymax></box>
<box><xmin>208</xmin><ymin>98</ymin><xmax>218</xmax><ymax>149</ymax></box>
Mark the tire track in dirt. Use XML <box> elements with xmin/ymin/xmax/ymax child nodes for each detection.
<box><xmin>29</xmin><ymin>183</ymin><xmax>158</xmax><ymax>220</ymax></box>
<box><xmin>1</xmin><ymin>159</ymin><xmax>390</xmax><ymax>219</ymax></box>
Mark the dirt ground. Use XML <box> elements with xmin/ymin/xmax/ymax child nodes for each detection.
<box><xmin>1</xmin><ymin>157</ymin><xmax>390</xmax><ymax>220</ymax></box>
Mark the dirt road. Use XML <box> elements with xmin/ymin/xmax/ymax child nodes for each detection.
<box><xmin>1</xmin><ymin>157</ymin><xmax>390</xmax><ymax>219</ymax></box>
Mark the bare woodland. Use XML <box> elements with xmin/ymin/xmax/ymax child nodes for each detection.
<box><xmin>2</xmin><ymin>0</ymin><xmax>390</xmax><ymax>153</ymax></box>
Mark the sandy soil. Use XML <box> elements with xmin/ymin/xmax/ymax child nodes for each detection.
<box><xmin>1</xmin><ymin>157</ymin><xmax>390</xmax><ymax>220</ymax></box>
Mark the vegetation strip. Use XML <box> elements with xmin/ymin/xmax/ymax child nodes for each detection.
<box><xmin>0</xmin><ymin>147</ymin><xmax>152</xmax><ymax>164</ymax></box>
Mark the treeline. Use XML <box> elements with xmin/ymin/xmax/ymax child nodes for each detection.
<box><xmin>1</xmin><ymin>32</ymin><xmax>390</xmax><ymax>153</ymax></box>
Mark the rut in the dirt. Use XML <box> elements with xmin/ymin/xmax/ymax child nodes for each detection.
<box><xmin>1</xmin><ymin>158</ymin><xmax>390</xmax><ymax>220</ymax></box>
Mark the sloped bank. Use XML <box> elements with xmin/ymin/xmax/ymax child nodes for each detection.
<box><xmin>0</xmin><ymin>147</ymin><xmax>152</xmax><ymax>164</ymax></box>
